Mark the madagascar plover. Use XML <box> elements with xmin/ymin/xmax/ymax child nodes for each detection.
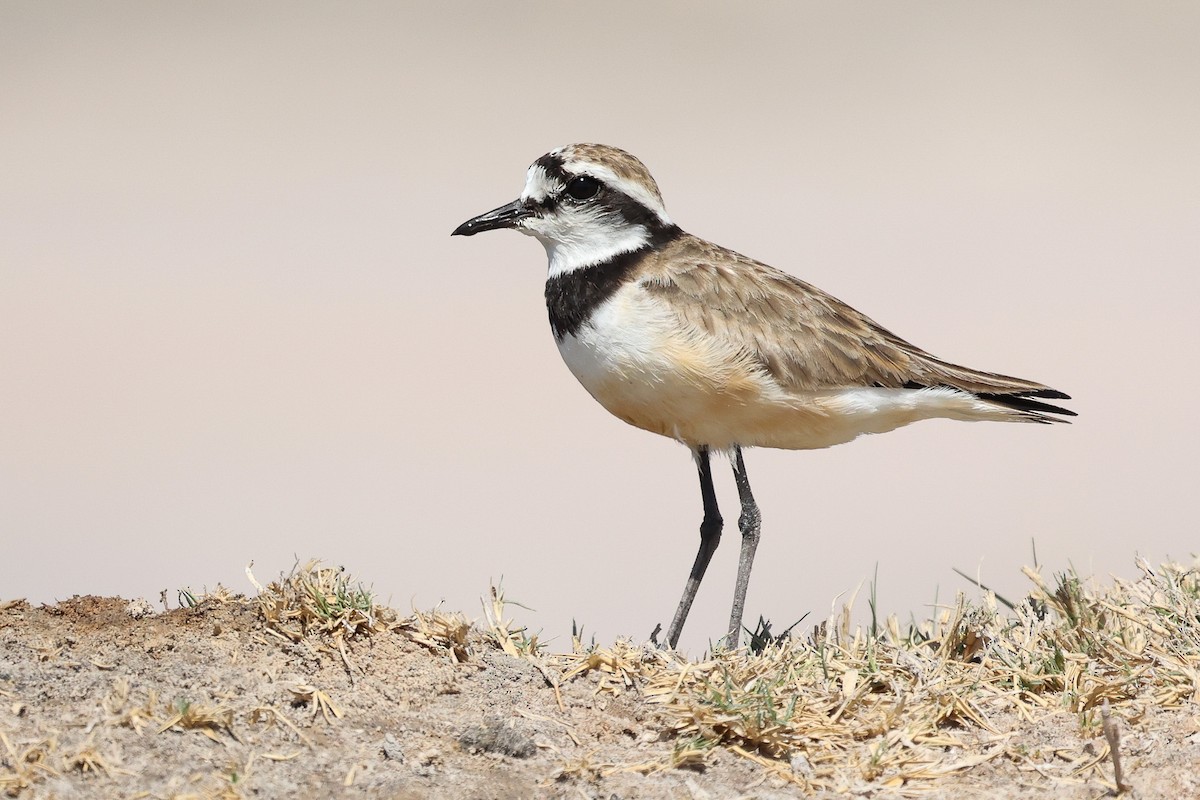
<box><xmin>452</xmin><ymin>143</ymin><xmax>1074</xmax><ymax>649</ymax></box>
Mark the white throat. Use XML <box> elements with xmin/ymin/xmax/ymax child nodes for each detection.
<box><xmin>531</xmin><ymin>225</ymin><xmax>650</xmax><ymax>278</ymax></box>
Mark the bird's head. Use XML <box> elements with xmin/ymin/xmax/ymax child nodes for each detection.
<box><xmin>452</xmin><ymin>144</ymin><xmax>678</xmax><ymax>276</ymax></box>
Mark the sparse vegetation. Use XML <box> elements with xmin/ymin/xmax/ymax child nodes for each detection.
<box><xmin>544</xmin><ymin>557</ymin><xmax>1200</xmax><ymax>793</ymax></box>
<box><xmin>1</xmin><ymin>557</ymin><xmax>1197</xmax><ymax>797</ymax></box>
<box><xmin>254</xmin><ymin>559</ymin><xmax>389</xmax><ymax>642</ymax></box>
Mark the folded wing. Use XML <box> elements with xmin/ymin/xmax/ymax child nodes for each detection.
<box><xmin>639</xmin><ymin>235</ymin><xmax>1075</xmax><ymax>421</ymax></box>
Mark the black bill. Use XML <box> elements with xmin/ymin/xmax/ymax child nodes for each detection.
<box><xmin>451</xmin><ymin>199</ymin><xmax>532</xmax><ymax>236</ymax></box>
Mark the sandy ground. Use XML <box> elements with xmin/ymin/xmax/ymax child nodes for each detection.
<box><xmin>1</xmin><ymin>593</ymin><xmax>1197</xmax><ymax>799</ymax></box>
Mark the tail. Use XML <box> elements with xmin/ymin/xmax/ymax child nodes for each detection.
<box><xmin>974</xmin><ymin>387</ymin><xmax>1076</xmax><ymax>423</ymax></box>
<box><xmin>906</xmin><ymin>355</ymin><xmax>1076</xmax><ymax>424</ymax></box>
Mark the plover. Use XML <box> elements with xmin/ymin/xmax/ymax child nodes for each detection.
<box><xmin>452</xmin><ymin>143</ymin><xmax>1073</xmax><ymax>649</ymax></box>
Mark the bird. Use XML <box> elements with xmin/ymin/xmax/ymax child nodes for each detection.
<box><xmin>451</xmin><ymin>143</ymin><xmax>1074</xmax><ymax>650</ymax></box>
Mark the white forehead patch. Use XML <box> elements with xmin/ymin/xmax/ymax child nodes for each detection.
<box><xmin>520</xmin><ymin>164</ymin><xmax>560</xmax><ymax>203</ymax></box>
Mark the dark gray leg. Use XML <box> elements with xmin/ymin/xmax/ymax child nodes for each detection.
<box><xmin>664</xmin><ymin>446</ymin><xmax>723</xmax><ymax>649</ymax></box>
<box><xmin>726</xmin><ymin>446</ymin><xmax>761</xmax><ymax>648</ymax></box>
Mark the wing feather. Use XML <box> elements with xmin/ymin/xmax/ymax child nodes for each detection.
<box><xmin>639</xmin><ymin>234</ymin><xmax>1074</xmax><ymax>417</ymax></box>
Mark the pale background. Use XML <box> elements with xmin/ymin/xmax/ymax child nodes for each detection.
<box><xmin>2</xmin><ymin>2</ymin><xmax>1197</xmax><ymax>653</ymax></box>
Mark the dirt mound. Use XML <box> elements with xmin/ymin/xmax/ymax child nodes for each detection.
<box><xmin>1</xmin><ymin>562</ymin><xmax>1198</xmax><ymax>798</ymax></box>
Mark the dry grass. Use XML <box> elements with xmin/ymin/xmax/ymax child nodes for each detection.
<box><xmin>397</xmin><ymin>606</ymin><xmax>473</xmax><ymax>663</ymax></box>
<box><xmin>538</xmin><ymin>557</ymin><xmax>1200</xmax><ymax>794</ymax></box>
<box><xmin>251</xmin><ymin>559</ymin><xmax>481</xmax><ymax>661</ymax></box>
<box><xmin>242</xmin><ymin>557</ymin><xmax>1200</xmax><ymax>793</ymax></box>
<box><xmin>1</xmin><ymin>561</ymin><xmax>486</xmax><ymax>800</ymax></box>
<box><xmin>6</xmin><ymin>557</ymin><xmax>1193</xmax><ymax>798</ymax></box>
<box><xmin>157</xmin><ymin>699</ymin><xmax>237</xmax><ymax>744</ymax></box>
<box><xmin>0</xmin><ymin>731</ymin><xmax>58</xmax><ymax>798</ymax></box>
<box><xmin>253</xmin><ymin>559</ymin><xmax>391</xmax><ymax>643</ymax></box>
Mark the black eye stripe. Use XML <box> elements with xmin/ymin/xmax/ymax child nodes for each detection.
<box><xmin>531</xmin><ymin>152</ymin><xmax>677</xmax><ymax>236</ymax></box>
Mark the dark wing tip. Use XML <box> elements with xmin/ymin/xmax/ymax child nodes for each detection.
<box><xmin>1022</xmin><ymin>388</ymin><xmax>1071</xmax><ymax>401</ymax></box>
<box><xmin>977</xmin><ymin>391</ymin><xmax>1077</xmax><ymax>418</ymax></box>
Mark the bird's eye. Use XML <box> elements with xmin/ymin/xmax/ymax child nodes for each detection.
<box><xmin>565</xmin><ymin>175</ymin><xmax>600</xmax><ymax>201</ymax></box>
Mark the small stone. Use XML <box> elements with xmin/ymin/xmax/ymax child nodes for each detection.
<box><xmin>790</xmin><ymin>752</ymin><xmax>814</xmax><ymax>777</ymax></box>
<box><xmin>457</xmin><ymin>718</ymin><xmax>536</xmax><ymax>758</ymax></box>
<box><xmin>381</xmin><ymin>733</ymin><xmax>405</xmax><ymax>762</ymax></box>
<box><xmin>126</xmin><ymin>598</ymin><xmax>155</xmax><ymax>619</ymax></box>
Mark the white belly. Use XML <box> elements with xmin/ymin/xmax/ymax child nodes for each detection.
<box><xmin>556</xmin><ymin>285</ymin><xmax>1017</xmax><ymax>451</ymax></box>
<box><xmin>557</xmin><ymin>288</ymin><xmax>700</xmax><ymax>440</ymax></box>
